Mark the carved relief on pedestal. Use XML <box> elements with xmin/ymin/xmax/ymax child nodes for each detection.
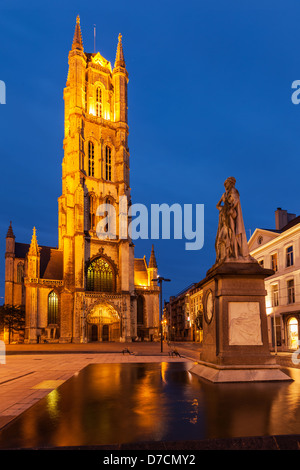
<box><xmin>228</xmin><ymin>301</ymin><xmax>263</xmax><ymax>346</ymax></box>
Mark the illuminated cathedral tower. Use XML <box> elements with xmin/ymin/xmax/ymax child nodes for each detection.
<box><xmin>4</xmin><ymin>17</ymin><xmax>159</xmax><ymax>344</ymax></box>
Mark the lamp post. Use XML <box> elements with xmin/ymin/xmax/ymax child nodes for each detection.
<box><xmin>153</xmin><ymin>276</ymin><xmax>171</xmax><ymax>353</ymax></box>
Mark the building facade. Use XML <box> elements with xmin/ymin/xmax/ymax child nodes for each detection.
<box><xmin>188</xmin><ymin>283</ymin><xmax>203</xmax><ymax>343</ymax></box>
<box><xmin>163</xmin><ymin>283</ymin><xmax>203</xmax><ymax>342</ymax></box>
<box><xmin>4</xmin><ymin>17</ymin><xmax>159</xmax><ymax>344</ymax></box>
<box><xmin>249</xmin><ymin>208</ymin><xmax>300</xmax><ymax>351</ymax></box>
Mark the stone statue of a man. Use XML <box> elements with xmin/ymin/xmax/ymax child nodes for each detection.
<box><xmin>215</xmin><ymin>177</ymin><xmax>249</xmax><ymax>263</ymax></box>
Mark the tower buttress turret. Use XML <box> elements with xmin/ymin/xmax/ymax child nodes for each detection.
<box><xmin>5</xmin><ymin>222</ymin><xmax>15</xmax><ymax>305</ymax></box>
<box><xmin>113</xmin><ymin>34</ymin><xmax>128</xmax><ymax>124</ymax></box>
<box><xmin>148</xmin><ymin>245</ymin><xmax>158</xmax><ymax>287</ymax></box>
<box><xmin>27</xmin><ymin>227</ymin><xmax>40</xmax><ymax>279</ymax></box>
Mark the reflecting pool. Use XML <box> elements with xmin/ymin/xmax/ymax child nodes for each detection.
<box><xmin>0</xmin><ymin>362</ymin><xmax>300</xmax><ymax>449</ymax></box>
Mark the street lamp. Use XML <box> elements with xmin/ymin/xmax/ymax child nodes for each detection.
<box><xmin>153</xmin><ymin>276</ymin><xmax>171</xmax><ymax>353</ymax></box>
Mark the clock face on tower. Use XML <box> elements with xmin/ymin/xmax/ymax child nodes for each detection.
<box><xmin>204</xmin><ymin>290</ymin><xmax>214</xmax><ymax>324</ymax></box>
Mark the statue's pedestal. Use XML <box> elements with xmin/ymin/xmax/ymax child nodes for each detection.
<box><xmin>190</xmin><ymin>260</ymin><xmax>292</xmax><ymax>383</ymax></box>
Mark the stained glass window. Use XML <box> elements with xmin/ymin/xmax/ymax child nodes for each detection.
<box><xmin>87</xmin><ymin>258</ymin><xmax>114</xmax><ymax>292</ymax></box>
<box><xmin>17</xmin><ymin>262</ymin><xmax>24</xmax><ymax>283</ymax></box>
<box><xmin>48</xmin><ymin>291</ymin><xmax>58</xmax><ymax>324</ymax></box>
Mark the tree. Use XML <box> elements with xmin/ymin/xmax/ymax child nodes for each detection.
<box><xmin>0</xmin><ymin>305</ymin><xmax>25</xmax><ymax>344</ymax></box>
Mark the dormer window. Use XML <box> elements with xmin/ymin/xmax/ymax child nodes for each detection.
<box><xmin>48</xmin><ymin>291</ymin><xmax>58</xmax><ymax>325</ymax></box>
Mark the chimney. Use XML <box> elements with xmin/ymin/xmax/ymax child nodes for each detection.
<box><xmin>275</xmin><ymin>208</ymin><xmax>296</xmax><ymax>230</ymax></box>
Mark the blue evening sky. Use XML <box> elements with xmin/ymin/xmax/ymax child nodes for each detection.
<box><xmin>0</xmin><ymin>0</ymin><xmax>299</xmax><ymax>302</ymax></box>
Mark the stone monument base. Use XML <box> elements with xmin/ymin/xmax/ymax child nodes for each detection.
<box><xmin>189</xmin><ymin>361</ymin><xmax>292</xmax><ymax>383</ymax></box>
<box><xmin>192</xmin><ymin>259</ymin><xmax>292</xmax><ymax>383</ymax></box>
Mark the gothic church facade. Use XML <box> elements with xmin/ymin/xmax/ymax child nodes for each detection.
<box><xmin>4</xmin><ymin>17</ymin><xmax>159</xmax><ymax>343</ymax></box>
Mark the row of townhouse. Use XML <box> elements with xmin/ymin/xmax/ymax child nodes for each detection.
<box><xmin>164</xmin><ymin>207</ymin><xmax>300</xmax><ymax>351</ymax></box>
<box><xmin>163</xmin><ymin>283</ymin><xmax>203</xmax><ymax>343</ymax></box>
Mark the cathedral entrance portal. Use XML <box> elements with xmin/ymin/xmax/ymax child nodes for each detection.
<box><xmin>102</xmin><ymin>324</ymin><xmax>109</xmax><ymax>342</ymax></box>
<box><xmin>91</xmin><ymin>325</ymin><xmax>98</xmax><ymax>342</ymax></box>
<box><xmin>86</xmin><ymin>302</ymin><xmax>121</xmax><ymax>342</ymax></box>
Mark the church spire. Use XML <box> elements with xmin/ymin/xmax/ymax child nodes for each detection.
<box><xmin>27</xmin><ymin>227</ymin><xmax>40</xmax><ymax>279</ymax></box>
<box><xmin>5</xmin><ymin>221</ymin><xmax>15</xmax><ymax>256</ymax></box>
<box><xmin>149</xmin><ymin>244</ymin><xmax>157</xmax><ymax>269</ymax></box>
<box><xmin>72</xmin><ymin>15</ymin><xmax>84</xmax><ymax>51</ymax></box>
<box><xmin>6</xmin><ymin>221</ymin><xmax>15</xmax><ymax>239</ymax></box>
<box><xmin>28</xmin><ymin>227</ymin><xmax>39</xmax><ymax>256</ymax></box>
<box><xmin>114</xmin><ymin>33</ymin><xmax>125</xmax><ymax>68</ymax></box>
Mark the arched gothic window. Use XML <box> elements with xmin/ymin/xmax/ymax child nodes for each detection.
<box><xmin>96</xmin><ymin>87</ymin><xmax>102</xmax><ymax>117</ymax></box>
<box><xmin>17</xmin><ymin>262</ymin><xmax>24</xmax><ymax>283</ymax></box>
<box><xmin>88</xmin><ymin>141</ymin><xmax>94</xmax><ymax>177</ymax></box>
<box><xmin>48</xmin><ymin>291</ymin><xmax>58</xmax><ymax>324</ymax></box>
<box><xmin>86</xmin><ymin>258</ymin><xmax>114</xmax><ymax>292</ymax></box>
<box><xmin>105</xmin><ymin>146</ymin><xmax>112</xmax><ymax>181</ymax></box>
